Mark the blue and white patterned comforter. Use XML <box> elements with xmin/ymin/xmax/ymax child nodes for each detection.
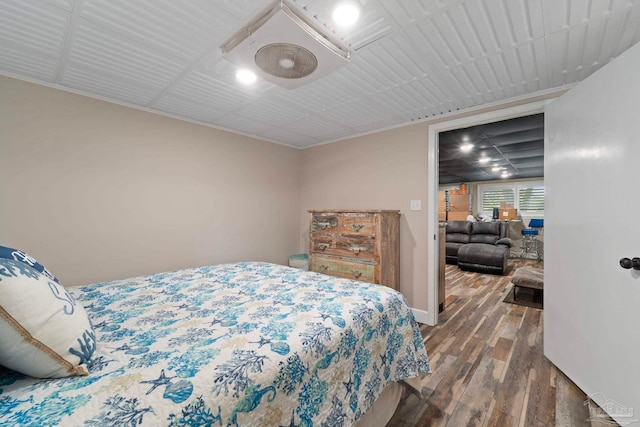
<box><xmin>0</xmin><ymin>262</ymin><xmax>430</xmax><ymax>426</ymax></box>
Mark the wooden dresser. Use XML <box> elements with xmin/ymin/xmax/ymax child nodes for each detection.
<box><xmin>308</xmin><ymin>210</ymin><xmax>400</xmax><ymax>290</ymax></box>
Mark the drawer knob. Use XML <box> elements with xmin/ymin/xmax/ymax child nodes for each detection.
<box><xmin>317</xmin><ymin>243</ymin><xmax>330</xmax><ymax>251</ymax></box>
<box><xmin>352</xmin><ymin>270</ymin><xmax>363</xmax><ymax>278</ymax></box>
<box><xmin>351</xmin><ymin>224</ymin><xmax>365</xmax><ymax>232</ymax></box>
<box><xmin>319</xmin><ymin>264</ymin><xmax>329</xmax><ymax>272</ymax></box>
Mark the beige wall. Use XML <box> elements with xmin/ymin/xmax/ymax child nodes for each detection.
<box><xmin>1</xmin><ymin>74</ymin><xmax>563</xmax><ymax>310</ymax></box>
<box><xmin>0</xmin><ymin>77</ymin><xmax>300</xmax><ymax>286</ymax></box>
<box><xmin>299</xmin><ymin>124</ymin><xmax>430</xmax><ymax>308</ymax></box>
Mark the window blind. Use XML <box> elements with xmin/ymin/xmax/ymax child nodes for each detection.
<box><xmin>481</xmin><ymin>188</ymin><xmax>515</xmax><ymax>210</ymax></box>
<box><xmin>518</xmin><ymin>186</ymin><xmax>545</xmax><ymax>211</ymax></box>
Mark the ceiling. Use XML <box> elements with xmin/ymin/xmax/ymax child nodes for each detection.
<box><xmin>439</xmin><ymin>113</ymin><xmax>544</xmax><ymax>184</ymax></box>
<box><xmin>1</xmin><ymin>0</ymin><xmax>639</xmax><ymax>149</ymax></box>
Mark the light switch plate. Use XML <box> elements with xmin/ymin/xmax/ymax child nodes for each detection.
<box><xmin>410</xmin><ymin>200</ymin><xmax>422</xmax><ymax>211</ymax></box>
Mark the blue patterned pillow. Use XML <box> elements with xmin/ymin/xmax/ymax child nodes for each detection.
<box><xmin>0</xmin><ymin>245</ymin><xmax>60</xmax><ymax>283</ymax></box>
<box><xmin>0</xmin><ymin>259</ymin><xmax>96</xmax><ymax>378</ymax></box>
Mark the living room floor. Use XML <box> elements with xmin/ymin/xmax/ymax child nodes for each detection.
<box><xmin>387</xmin><ymin>259</ymin><xmax>611</xmax><ymax>426</ymax></box>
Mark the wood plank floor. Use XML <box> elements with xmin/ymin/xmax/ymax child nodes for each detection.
<box><xmin>387</xmin><ymin>259</ymin><xmax>609</xmax><ymax>427</ymax></box>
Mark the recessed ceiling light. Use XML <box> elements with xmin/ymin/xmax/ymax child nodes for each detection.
<box><xmin>460</xmin><ymin>143</ymin><xmax>474</xmax><ymax>153</ymax></box>
<box><xmin>491</xmin><ymin>166</ymin><xmax>501</xmax><ymax>172</ymax></box>
<box><xmin>332</xmin><ymin>2</ymin><xmax>360</xmax><ymax>27</ymax></box>
<box><xmin>479</xmin><ymin>156</ymin><xmax>490</xmax><ymax>164</ymax></box>
<box><xmin>501</xmin><ymin>171</ymin><xmax>510</xmax><ymax>178</ymax></box>
<box><xmin>236</xmin><ymin>68</ymin><xmax>257</xmax><ymax>85</ymax></box>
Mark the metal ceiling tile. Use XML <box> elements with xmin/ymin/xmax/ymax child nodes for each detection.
<box><xmin>61</xmin><ymin>64</ymin><xmax>159</xmax><ymax>105</ymax></box>
<box><xmin>260</xmin><ymin>126</ymin><xmax>321</xmax><ymax>147</ymax></box>
<box><xmin>213</xmin><ymin>0</ymin><xmax>267</xmax><ymax>21</ymax></box>
<box><xmin>272</xmin><ymin>83</ymin><xmax>350</xmax><ymax>115</ymax></box>
<box><xmin>0</xmin><ymin>0</ymin><xmax>69</xmax><ymax>53</ymax></box>
<box><xmin>375</xmin><ymin>32</ymin><xmax>430</xmax><ymax>81</ymax></box>
<box><xmin>402</xmin><ymin>24</ymin><xmax>451</xmax><ymax>70</ymax></box>
<box><xmin>439</xmin><ymin>113</ymin><xmax>545</xmax><ymax>183</ymax></box>
<box><xmin>319</xmin><ymin>97</ymin><xmax>405</xmax><ymax>129</ymax></box>
<box><xmin>70</xmin><ymin>21</ymin><xmax>184</xmax><ymax>89</ymax></box>
<box><xmin>2</xmin><ymin>0</ymin><xmax>640</xmax><ymax>149</ymax></box>
<box><xmin>379</xmin><ymin>0</ymin><xmax>444</xmax><ymax>26</ymax></box>
<box><xmin>399</xmin><ymin>79</ymin><xmax>453</xmax><ymax>118</ymax></box>
<box><xmin>79</xmin><ymin>0</ymin><xmax>231</xmax><ymax>62</ymax></box>
<box><xmin>232</xmin><ymin>99</ymin><xmax>312</xmax><ymax>128</ymax></box>
<box><xmin>499</xmin><ymin>148</ymin><xmax>545</xmax><ymax>160</ymax></box>
<box><xmin>544</xmin><ymin>5</ymin><xmax>640</xmax><ymax>87</ymax></box>
<box><xmin>0</xmin><ymin>44</ymin><xmax>59</xmax><ymax>81</ymax></box>
<box><xmin>542</xmin><ymin>0</ymin><xmax>635</xmax><ymax>34</ymax></box>
<box><xmin>511</xmin><ymin>156</ymin><xmax>545</xmax><ymax>167</ymax></box>
<box><xmin>45</xmin><ymin>0</ymin><xmax>74</xmax><ymax>11</ymax></box>
<box><xmin>154</xmin><ymin>96</ymin><xmax>228</xmax><ymax>124</ymax></box>
<box><xmin>214</xmin><ymin>113</ymin><xmax>275</xmax><ymax>136</ymax></box>
<box><xmin>482</xmin><ymin>116</ymin><xmax>544</xmax><ymax>135</ymax></box>
<box><xmin>282</xmin><ymin>114</ymin><xmax>355</xmax><ymax>139</ymax></box>
<box><xmin>311</xmin><ymin>69</ymin><xmax>372</xmax><ymax>99</ymax></box>
<box><xmin>349</xmin><ymin>49</ymin><xmax>405</xmax><ymax>91</ymax></box>
<box><xmin>351</xmin><ymin>117</ymin><xmax>405</xmax><ymax>134</ymax></box>
<box><xmin>583</xmin><ymin>6</ymin><xmax>640</xmax><ymax>65</ymax></box>
<box><xmin>340</xmin><ymin>5</ymin><xmax>395</xmax><ymax>50</ymax></box>
<box><xmin>0</xmin><ymin>0</ymin><xmax>69</xmax><ymax>81</ymax></box>
<box><xmin>199</xmin><ymin>58</ymin><xmax>275</xmax><ymax>97</ymax></box>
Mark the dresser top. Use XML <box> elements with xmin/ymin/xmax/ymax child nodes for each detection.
<box><xmin>308</xmin><ymin>209</ymin><xmax>401</xmax><ymax>214</ymax></box>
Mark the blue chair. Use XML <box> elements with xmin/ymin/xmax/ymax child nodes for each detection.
<box><xmin>520</xmin><ymin>218</ymin><xmax>543</xmax><ymax>261</ymax></box>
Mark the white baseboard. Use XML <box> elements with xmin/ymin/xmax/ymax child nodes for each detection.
<box><xmin>411</xmin><ymin>307</ymin><xmax>434</xmax><ymax>326</ymax></box>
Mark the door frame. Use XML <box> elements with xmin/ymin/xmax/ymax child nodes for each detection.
<box><xmin>425</xmin><ymin>100</ymin><xmax>553</xmax><ymax>325</ymax></box>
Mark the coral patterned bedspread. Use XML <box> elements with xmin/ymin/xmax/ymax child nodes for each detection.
<box><xmin>0</xmin><ymin>262</ymin><xmax>430</xmax><ymax>426</ymax></box>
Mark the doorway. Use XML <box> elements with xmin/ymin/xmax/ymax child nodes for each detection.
<box><xmin>425</xmin><ymin>100</ymin><xmax>552</xmax><ymax>325</ymax></box>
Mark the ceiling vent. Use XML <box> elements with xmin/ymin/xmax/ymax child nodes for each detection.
<box><xmin>221</xmin><ymin>1</ymin><xmax>350</xmax><ymax>89</ymax></box>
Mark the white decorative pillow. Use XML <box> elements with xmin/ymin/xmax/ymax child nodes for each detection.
<box><xmin>0</xmin><ymin>245</ymin><xmax>61</xmax><ymax>283</ymax></box>
<box><xmin>0</xmin><ymin>258</ymin><xmax>96</xmax><ymax>378</ymax></box>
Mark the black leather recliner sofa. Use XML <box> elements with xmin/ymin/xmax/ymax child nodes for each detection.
<box><xmin>445</xmin><ymin>221</ymin><xmax>512</xmax><ymax>275</ymax></box>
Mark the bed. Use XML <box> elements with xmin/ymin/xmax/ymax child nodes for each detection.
<box><xmin>0</xmin><ymin>261</ymin><xmax>430</xmax><ymax>426</ymax></box>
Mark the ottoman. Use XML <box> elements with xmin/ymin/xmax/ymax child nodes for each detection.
<box><xmin>457</xmin><ymin>243</ymin><xmax>509</xmax><ymax>275</ymax></box>
<box><xmin>511</xmin><ymin>266</ymin><xmax>544</xmax><ymax>300</ymax></box>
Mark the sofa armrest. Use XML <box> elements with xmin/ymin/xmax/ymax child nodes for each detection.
<box><xmin>496</xmin><ymin>237</ymin><xmax>513</xmax><ymax>248</ymax></box>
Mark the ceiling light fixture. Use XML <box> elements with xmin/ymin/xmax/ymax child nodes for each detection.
<box><xmin>236</xmin><ymin>68</ymin><xmax>257</xmax><ymax>85</ymax></box>
<box><xmin>221</xmin><ymin>1</ymin><xmax>350</xmax><ymax>89</ymax></box>
<box><xmin>460</xmin><ymin>143</ymin><xmax>474</xmax><ymax>153</ymax></box>
<box><xmin>501</xmin><ymin>171</ymin><xmax>510</xmax><ymax>178</ymax></box>
<box><xmin>491</xmin><ymin>166</ymin><xmax>501</xmax><ymax>172</ymax></box>
<box><xmin>479</xmin><ymin>156</ymin><xmax>490</xmax><ymax>164</ymax></box>
<box><xmin>332</xmin><ymin>2</ymin><xmax>360</xmax><ymax>27</ymax></box>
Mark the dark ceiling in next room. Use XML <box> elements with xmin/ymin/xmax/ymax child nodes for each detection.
<box><xmin>439</xmin><ymin>113</ymin><xmax>544</xmax><ymax>185</ymax></box>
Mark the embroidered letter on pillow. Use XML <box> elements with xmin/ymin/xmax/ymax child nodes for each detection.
<box><xmin>0</xmin><ymin>245</ymin><xmax>60</xmax><ymax>283</ymax></box>
<box><xmin>0</xmin><ymin>258</ymin><xmax>96</xmax><ymax>378</ymax></box>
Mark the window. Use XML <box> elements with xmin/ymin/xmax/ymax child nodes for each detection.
<box><xmin>518</xmin><ymin>185</ymin><xmax>545</xmax><ymax>211</ymax></box>
<box><xmin>481</xmin><ymin>187</ymin><xmax>515</xmax><ymax>211</ymax></box>
<box><xmin>478</xmin><ymin>180</ymin><xmax>544</xmax><ymax>215</ymax></box>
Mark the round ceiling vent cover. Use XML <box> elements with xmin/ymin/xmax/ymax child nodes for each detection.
<box><xmin>255</xmin><ymin>43</ymin><xmax>318</xmax><ymax>79</ymax></box>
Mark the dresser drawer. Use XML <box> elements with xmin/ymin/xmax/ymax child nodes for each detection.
<box><xmin>310</xmin><ymin>237</ymin><xmax>335</xmax><ymax>254</ymax></box>
<box><xmin>310</xmin><ymin>257</ymin><xmax>375</xmax><ymax>283</ymax></box>
<box><xmin>340</xmin><ymin>214</ymin><xmax>376</xmax><ymax>236</ymax></box>
<box><xmin>310</xmin><ymin>213</ymin><xmax>340</xmax><ymax>234</ymax></box>
<box><xmin>310</xmin><ymin>236</ymin><xmax>375</xmax><ymax>260</ymax></box>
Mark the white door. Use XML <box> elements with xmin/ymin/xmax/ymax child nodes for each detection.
<box><xmin>545</xmin><ymin>41</ymin><xmax>640</xmax><ymax>425</ymax></box>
